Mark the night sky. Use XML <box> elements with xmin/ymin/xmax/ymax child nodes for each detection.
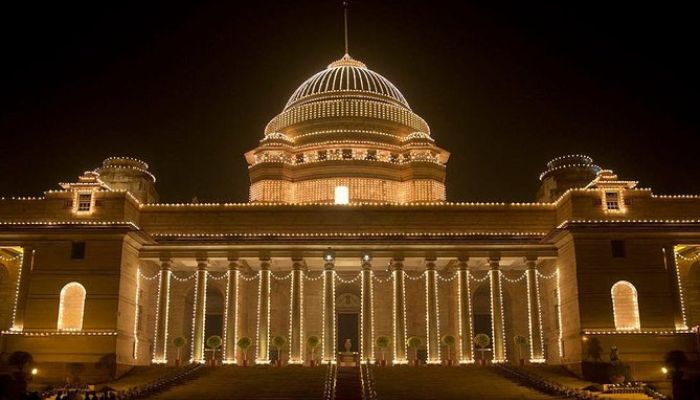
<box><xmin>1</xmin><ymin>2</ymin><xmax>697</xmax><ymax>203</ymax></box>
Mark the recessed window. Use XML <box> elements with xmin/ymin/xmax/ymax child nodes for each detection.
<box><xmin>334</xmin><ymin>185</ymin><xmax>349</xmax><ymax>205</ymax></box>
<box><xmin>611</xmin><ymin>281</ymin><xmax>641</xmax><ymax>330</ymax></box>
<box><xmin>342</xmin><ymin>149</ymin><xmax>353</xmax><ymax>160</ymax></box>
<box><xmin>77</xmin><ymin>193</ymin><xmax>93</xmax><ymax>212</ymax></box>
<box><xmin>71</xmin><ymin>242</ymin><xmax>86</xmax><ymax>259</ymax></box>
<box><xmin>611</xmin><ymin>240</ymin><xmax>626</xmax><ymax>258</ymax></box>
<box><xmin>317</xmin><ymin>150</ymin><xmax>327</xmax><ymax>161</ymax></box>
<box><xmin>605</xmin><ymin>191</ymin><xmax>620</xmax><ymax>210</ymax></box>
<box><xmin>57</xmin><ymin>282</ymin><xmax>86</xmax><ymax>331</ymax></box>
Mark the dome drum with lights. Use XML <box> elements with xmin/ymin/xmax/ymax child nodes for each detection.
<box><xmin>246</xmin><ymin>54</ymin><xmax>449</xmax><ymax>204</ymax></box>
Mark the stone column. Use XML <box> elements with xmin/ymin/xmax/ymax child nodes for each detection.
<box><xmin>289</xmin><ymin>259</ymin><xmax>304</xmax><ymax>364</ymax></box>
<box><xmin>11</xmin><ymin>247</ymin><xmax>33</xmax><ymax>331</ymax></box>
<box><xmin>425</xmin><ymin>259</ymin><xmax>440</xmax><ymax>364</ymax></box>
<box><xmin>525</xmin><ymin>258</ymin><xmax>544</xmax><ymax>362</ymax></box>
<box><xmin>392</xmin><ymin>259</ymin><xmax>408</xmax><ymax>364</ymax></box>
<box><xmin>153</xmin><ymin>259</ymin><xmax>172</xmax><ymax>364</ymax></box>
<box><xmin>489</xmin><ymin>257</ymin><xmax>506</xmax><ymax>362</ymax></box>
<box><xmin>256</xmin><ymin>259</ymin><xmax>272</xmax><ymax>364</ymax></box>
<box><xmin>457</xmin><ymin>260</ymin><xmax>474</xmax><ymax>363</ymax></box>
<box><xmin>663</xmin><ymin>245</ymin><xmax>688</xmax><ymax>330</ymax></box>
<box><xmin>191</xmin><ymin>259</ymin><xmax>208</xmax><ymax>363</ymax></box>
<box><xmin>360</xmin><ymin>259</ymin><xmax>374</xmax><ymax>363</ymax></box>
<box><xmin>223</xmin><ymin>259</ymin><xmax>240</xmax><ymax>364</ymax></box>
<box><xmin>322</xmin><ymin>260</ymin><xmax>336</xmax><ymax>363</ymax></box>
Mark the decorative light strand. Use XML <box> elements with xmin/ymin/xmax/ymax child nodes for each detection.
<box><xmin>9</xmin><ymin>250</ymin><xmax>26</xmax><ymax>331</ymax></box>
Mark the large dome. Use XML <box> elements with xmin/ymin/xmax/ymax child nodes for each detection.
<box><xmin>248</xmin><ymin>53</ymin><xmax>449</xmax><ymax>204</ymax></box>
<box><xmin>284</xmin><ymin>54</ymin><xmax>410</xmax><ymax>111</ymax></box>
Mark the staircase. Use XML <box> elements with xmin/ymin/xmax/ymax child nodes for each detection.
<box><xmin>334</xmin><ymin>367</ymin><xmax>363</xmax><ymax>400</ymax></box>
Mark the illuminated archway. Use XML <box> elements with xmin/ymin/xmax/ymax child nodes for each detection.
<box><xmin>57</xmin><ymin>282</ymin><xmax>86</xmax><ymax>331</ymax></box>
<box><xmin>611</xmin><ymin>281</ymin><xmax>640</xmax><ymax>330</ymax></box>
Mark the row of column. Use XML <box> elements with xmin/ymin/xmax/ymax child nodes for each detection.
<box><xmin>150</xmin><ymin>256</ymin><xmax>546</xmax><ymax>365</ymax></box>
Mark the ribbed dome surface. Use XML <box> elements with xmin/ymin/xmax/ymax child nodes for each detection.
<box><xmin>284</xmin><ymin>54</ymin><xmax>410</xmax><ymax>111</ymax></box>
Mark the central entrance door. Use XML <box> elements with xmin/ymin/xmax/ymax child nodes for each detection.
<box><xmin>337</xmin><ymin>313</ymin><xmax>359</xmax><ymax>353</ymax></box>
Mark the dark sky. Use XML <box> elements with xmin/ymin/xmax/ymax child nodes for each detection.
<box><xmin>1</xmin><ymin>1</ymin><xmax>697</xmax><ymax>202</ymax></box>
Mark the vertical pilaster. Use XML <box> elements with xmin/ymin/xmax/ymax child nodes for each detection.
<box><xmin>489</xmin><ymin>257</ymin><xmax>506</xmax><ymax>362</ymax></box>
<box><xmin>322</xmin><ymin>260</ymin><xmax>336</xmax><ymax>363</ymax></box>
<box><xmin>392</xmin><ymin>259</ymin><xmax>408</xmax><ymax>364</ymax></box>
<box><xmin>425</xmin><ymin>259</ymin><xmax>440</xmax><ymax>364</ymax></box>
<box><xmin>457</xmin><ymin>260</ymin><xmax>474</xmax><ymax>363</ymax></box>
<box><xmin>663</xmin><ymin>246</ymin><xmax>688</xmax><ymax>330</ymax></box>
<box><xmin>256</xmin><ymin>259</ymin><xmax>272</xmax><ymax>364</ymax></box>
<box><xmin>223</xmin><ymin>259</ymin><xmax>240</xmax><ymax>364</ymax></box>
<box><xmin>11</xmin><ymin>247</ymin><xmax>33</xmax><ymax>331</ymax></box>
<box><xmin>191</xmin><ymin>259</ymin><xmax>208</xmax><ymax>363</ymax></box>
<box><xmin>153</xmin><ymin>259</ymin><xmax>172</xmax><ymax>364</ymax></box>
<box><xmin>525</xmin><ymin>258</ymin><xmax>544</xmax><ymax>362</ymax></box>
<box><xmin>289</xmin><ymin>259</ymin><xmax>304</xmax><ymax>364</ymax></box>
<box><xmin>360</xmin><ymin>259</ymin><xmax>374</xmax><ymax>363</ymax></box>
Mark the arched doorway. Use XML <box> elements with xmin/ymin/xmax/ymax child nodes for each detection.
<box><xmin>336</xmin><ymin>287</ymin><xmax>361</xmax><ymax>355</ymax></box>
<box><xmin>472</xmin><ymin>283</ymin><xmax>492</xmax><ymax>362</ymax></box>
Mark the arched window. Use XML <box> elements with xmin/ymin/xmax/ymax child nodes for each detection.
<box><xmin>611</xmin><ymin>281</ymin><xmax>640</xmax><ymax>330</ymax></box>
<box><xmin>57</xmin><ymin>282</ymin><xmax>86</xmax><ymax>331</ymax></box>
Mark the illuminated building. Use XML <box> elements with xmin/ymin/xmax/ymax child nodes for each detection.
<box><xmin>0</xmin><ymin>51</ymin><xmax>699</xmax><ymax>386</ymax></box>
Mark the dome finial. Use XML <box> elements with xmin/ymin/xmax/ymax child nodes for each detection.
<box><xmin>343</xmin><ymin>1</ymin><xmax>350</xmax><ymax>56</ymax></box>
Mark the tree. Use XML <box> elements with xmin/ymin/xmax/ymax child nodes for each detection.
<box><xmin>513</xmin><ymin>335</ymin><xmax>528</xmax><ymax>364</ymax></box>
<box><xmin>474</xmin><ymin>334</ymin><xmax>490</xmax><ymax>364</ymax></box>
<box><xmin>206</xmin><ymin>336</ymin><xmax>223</xmax><ymax>363</ymax></box>
<box><xmin>272</xmin><ymin>336</ymin><xmax>287</xmax><ymax>365</ymax></box>
<box><xmin>375</xmin><ymin>336</ymin><xmax>391</xmax><ymax>363</ymax></box>
<box><xmin>442</xmin><ymin>335</ymin><xmax>456</xmax><ymax>361</ymax></box>
<box><xmin>237</xmin><ymin>337</ymin><xmax>252</xmax><ymax>363</ymax></box>
<box><xmin>8</xmin><ymin>351</ymin><xmax>33</xmax><ymax>373</ymax></box>
<box><xmin>173</xmin><ymin>336</ymin><xmax>187</xmax><ymax>364</ymax></box>
<box><xmin>407</xmin><ymin>336</ymin><xmax>422</xmax><ymax>364</ymax></box>
<box><xmin>67</xmin><ymin>362</ymin><xmax>85</xmax><ymax>385</ymax></box>
<box><xmin>95</xmin><ymin>353</ymin><xmax>117</xmax><ymax>380</ymax></box>
<box><xmin>307</xmin><ymin>336</ymin><xmax>320</xmax><ymax>362</ymax></box>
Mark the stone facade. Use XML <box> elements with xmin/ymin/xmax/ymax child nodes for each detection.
<box><xmin>1</xmin><ymin>54</ymin><xmax>699</xmax><ymax>387</ymax></box>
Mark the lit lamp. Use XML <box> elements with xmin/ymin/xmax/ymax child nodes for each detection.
<box><xmin>362</xmin><ymin>252</ymin><xmax>372</xmax><ymax>263</ymax></box>
<box><xmin>324</xmin><ymin>249</ymin><xmax>336</xmax><ymax>263</ymax></box>
<box><xmin>661</xmin><ymin>366</ymin><xmax>668</xmax><ymax>375</ymax></box>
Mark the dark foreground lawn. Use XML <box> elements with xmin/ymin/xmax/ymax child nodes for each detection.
<box><xmin>372</xmin><ymin>365</ymin><xmax>556</xmax><ymax>400</ymax></box>
<box><xmin>148</xmin><ymin>365</ymin><xmax>326</xmax><ymax>399</ymax></box>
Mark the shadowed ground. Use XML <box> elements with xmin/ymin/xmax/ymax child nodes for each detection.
<box><xmin>372</xmin><ymin>365</ymin><xmax>557</xmax><ymax>400</ymax></box>
<box><xmin>146</xmin><ymin>366</ymin><xmax>326</xmax><ymax>399</ymax></box>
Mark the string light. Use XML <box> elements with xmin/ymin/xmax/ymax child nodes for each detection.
<box><xmin>670</xmin><ymin>248</ymin><xmax>689</xmax><ymax>330</ymax></box>
<box><xmin>255</xmin><ymin>262</ymin><xmax>271</xmax><ymax>365</ymax></box>
<box><xmin>555</xmin><ymin>269</ymin><xmax>563</xmax><ymax>359</ymax></box>
<box><xmin>392</xmin><ymin>261</ymin><xmax>408</xmax><ymax>365</ymax></box>
<box><xmin>9</xmin><ymin>250</ymin><xmax>25</xmax><ymax>331</ymax></box>
<box><xmin>525</xmin><ymin>261</ymin><xmax>545</xmax><ymax>363</ymax></box>
<box><xmin>1</xmin><ymin>330</ymin><xmax>117</xmax><ymax>336</ymax></box>
<box><xmin>611</xmin><ymin>281</ymin><xmax>641</xmax><ymax>331</ymax></box>
<box><xmin>360</xmin><ymin>260</ymin><xmax>374</xmax><ymax>363</ymax></box>
<box><xmin>223</xmin><ymin>265</ymin><xmax>237</xmax><ymax>365</ymax></box>
<box><xmin>132</xmin><ymin>267</ymin><xmax>141</xmax><ymax>360</ymax></box>
<box><xmin>424</xmin><ymin>261</ymin><xmax>441</xmax><ymax>364</ymax></box>
<box><xmin>57</xmin><ymin>282</ymin><xmax>86</xmax><ymax>331</ymax></box>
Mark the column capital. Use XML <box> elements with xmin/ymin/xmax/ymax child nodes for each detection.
<box><xmin>227</xmin><ymin>260</ymin><xmax>241</xmax><ymax>271</ymax></box>
<box><xmin>361</xmin><ymin>261</ymin><xmax>372</xmax><ymax>270</ymax></box>
<box><xmin>425</xmin><ymin>260</ymin><xmax>437</xmax><ymax>270</ymax></box>
<box><xmin>259</xmin><ymin>260</ymin><xmax>271</xmax><ymax>270</ymax></box>
<box><xmin>159</xmin><ymin>259</ymin><xmax>172</xmax><ymax>270</ymax></box>
<box><xmin>525</xmin><ymin>257</ymin><xmax>538</xmax><ymax>268</ymax></box>
<box><xmin>488</xmin><ymin>257</ymin><xmax>500</xmax><ymax>269</ymax></box>
<box><xmin>292</xmin><ymin>257</ymin><xmax>304</xmax><ymax>269</ymax></box>
<box><xmin>390</xmin><ymin>260</ymin><xmax>404</xmax><ymax>271</ymax></box>
<box><xmin>324</xmin><ymin>262</ymin><xmax>335</xmax><ymax>270</ymax></box>
<box><xmin>196</xmin><ymin>259</ymin><xmax>208</xmax><ymax>270</ymax></box>
<box><xmin>457</xmin><ymin>260</ymin><xmax>469</xmax><ymax>270</ymax></box>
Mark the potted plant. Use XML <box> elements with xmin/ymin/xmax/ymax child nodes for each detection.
<box><xmin>307</xmin><ymin>336</ymin><xmax>320</xmax><ymax>367</ymax></box>
<box><xmin>237</xmin><ymin>337</ymin><xmax>252</xmax><ymax>367</ymax></box>
<box><xmin>474</xmin><ymin>334</ymin><xmax>490</xmax><ymax>366</ymax></box>
<box><xmin>442</xmin><ymin>335</ymin><xmax>456</xmax><ymax>366</ymax></box>
<box><xmin>206</xmin><ymin>335</ymin><xmax>223</xmax><ymax>367</ymax></box>
<box><xmin>272</xmin><ymin>336</ymin><xmax>287</xmax><ymax>367</ymax></box>
<box><xmin>375</xmin><ymin>336</ymin><xmax>390</xmax><ymax>366</ymax></box>
<box><xmin>513</xmin><ymin>335</ymin><xmax>528</xmax><ymax>366</ymax></box>
<box><xmin>173</xmin><ymin>336</ymin><xmax>187</xmax><ymax>366</ymax></box>
<box><xmin>8</xmin><ymin>351</ymin><xmax>33</xmax><ymax>392</ymax></box>
<box><xmin>407</xmin><ymin>336</ymin><xmax>422</xmax><ymax>366</ymax></box>
<box><xmin>608</xmin><ymin>346</ymin><xmax>627</xmax><ymax>384</ymax></box>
